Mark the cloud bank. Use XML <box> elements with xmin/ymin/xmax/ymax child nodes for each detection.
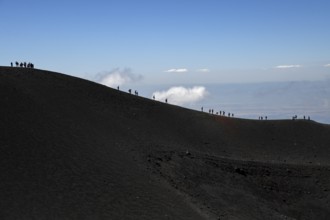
<box><xmin>164</xmin><ymin>68</ymin><xmax>188</xmax><ymax>73</ymax></box>
<box><xmin>96</xmin><ymin>68</ymin><xmax>143</xmax><ymax>87</ymax></box>
<box><xmin>324</xmin><ymin>64</ymin><xmax>330</xmax><ymax>67</ymax></box>
<box><xmin>152</xmin><ymin>86</ymin><xmax>208</xmax><ymax>105</ymax></box>
<box><xmin>275</xmin><ymin>65</ymin><xmax>301</xmax><ymax>69</ymax></box>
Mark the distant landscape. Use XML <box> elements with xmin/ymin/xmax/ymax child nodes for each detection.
<box><xmin>104</xmin><ymin>80</ymin><xmax>330</xmax><ymax>124</ymax></box>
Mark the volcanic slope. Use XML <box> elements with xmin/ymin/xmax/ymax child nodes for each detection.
<box><xmin>0</xmin><ymin>67</ymin><xmax>330</xmax><ymax>219</ymax></box>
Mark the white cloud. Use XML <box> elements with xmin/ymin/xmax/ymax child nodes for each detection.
<box><xmin>324</xmin><ymin>64</ymin><xmax>330</xmax><ymax>67</ymax></box>
<box><xmin>164</xmin><ymin>68</ymin><xmax>188</xmax><ymax>73</ymax></box>
<box><xmin>197</xmin><ymin>68</ymin><xmax>210</xmax><ymax>72</ymax></box>
<box><xmin>96</xmin><ymin>68</ymin><xmax>143</xmax><ymax>88</ymax></box>
<box><xmin>152</xmin><ymin>86</ymin><xmax>208</xmax><ymax>105</ymax></box>
<box><xmin>275</xmin><ymin>65</ymin><xmax>301</xmax><ymax>69</ymax></box>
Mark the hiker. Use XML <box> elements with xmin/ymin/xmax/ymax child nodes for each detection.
<box><xmin>232</xmin><ymin>113</ymin><xmax>234</xmax><ymax>117</ymax></box>
<box><xmin>165</xmin><ymin>98</ymin><xmax>168</xmax><ymax>103</ymax></box>
<box><xmin>128</xmin><ymin>89</ymin><xmax>132</xmax><ymax>94</ymax></box>
<box><xmin>201</xmin><ymin>107</ymin><xmax>203</xmax><ymax>112</ymax></box>
<box><xmin>117</xmin><ymin>86</ymin><xmax>119</xmax><ymax>90</ymax></box>
<box><xmin>228</xmin><ymin>113</ymin><xmax>230</xmax><ymax>117</ymax></box>
<box><xmin>308</xmin><ymin>116</ymin><xmax>310</xmax><ymax>120</ymax></box>
<box><xmin>223</xmin><ymin>111</ymin><xmax>225</xmax><ymax>116</ymax></box>
<box><xmin>23</xmin><ymin>62</ymin><xmax>27</xmax><ymax>68</ymax></box>
<box><xmin>265</xmin><ymin>116</ymin><xmax>267</xmax><ymax>120</ymax></box>
<box><xmin>15</xmin><ymin>61</ymin><xmax>19</xmax><ymax>67</ymax></box>
<box><xmin>153</xmin><ymin>95</ymin><xmax>155</xmax><ymax>100</ymax></box>
<box><xmin>10</xmin><ymin>62</ymin><xmax>13</xmax><ymax>67</ymax></box>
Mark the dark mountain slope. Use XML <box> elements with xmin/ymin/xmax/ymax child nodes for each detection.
<box><xmin>0</xmin><ymin>67</ymin><xmax>329</xmax><ymax>219</ymax></box>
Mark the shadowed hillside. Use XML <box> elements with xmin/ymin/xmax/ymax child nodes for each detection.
<box><xmin>1</xmin><ymin>67</ymin><xmax>330</xmax><ymax>219</ymax></box>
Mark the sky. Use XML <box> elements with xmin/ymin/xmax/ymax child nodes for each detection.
<box><xmin>1</xmin><ymin>0</ymin><xmax>330</xmax><ymax>122</ymax></box>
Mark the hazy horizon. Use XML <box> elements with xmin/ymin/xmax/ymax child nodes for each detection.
<box><xmin>91</xmin><ymin>76</ymin><xmax>330</xmax><ymax>124</ymax></box>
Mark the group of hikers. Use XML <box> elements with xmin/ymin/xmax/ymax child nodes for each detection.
<box><xmin>11</xmin><ymin>61</ymin><xmax>34</xmax><ymax>68</ymax></box>
<box><xmin>293</xmin><ymin>115</ymin><xmax>310</xmax><ymax>121</ymax></box>
<box><xmin>201</xmin><ymin>107</ymin><xmax>234</xmax><ymax>118</ymax></box>
<box><xmin>118</xmin><ymin>86</ymin><xmax>169</xmax><ymax>103</ymax></box>
<box><xmin>201</xmin><ymin>106</ymin><xmax>314</xmax><ymax>121</ymax></box>
<box><xmin>128</xmin><ymin>88</ymin><xmax>139</xmax><ymax>96</ymax></box>
<box><xmin>117</xmin><ymin>86</ymin><xmax>140</xmax><ymax>97</ymax></box>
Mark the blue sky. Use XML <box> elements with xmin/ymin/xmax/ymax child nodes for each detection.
<box><xmin>1</xmin><ymin>0</ymin><xmax>330</xmax><ymax>82</ymax></box>
<box><xmin>1</xmin><ymin>0</ymin><xmax>330</xmax><ymax>122</ymax></box>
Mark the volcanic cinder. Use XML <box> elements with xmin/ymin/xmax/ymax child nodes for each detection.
<box><xmin>1</xmin><ymin>67</ymin><xmax>330</xmax><ymax>219</ymax></box>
